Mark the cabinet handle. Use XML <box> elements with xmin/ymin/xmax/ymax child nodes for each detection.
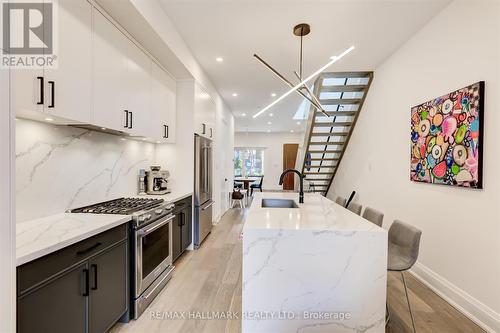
<box><xmin>36</xmin><ymin>76</ymin><xmax>44</xmax><ymax>105</ymax></box>
<box><xmin>124</xmin><ymin>110</ymin><xmax>129</xmax><ymax>128</ymax></box>
<box><xmin>129</xmin><ymin>111</ymin><xmax>133</xmax><ymax>129</ymax></box>
<box><xmin>83</xmin><ymin>268</ymin><xmax>90</xmax><ymax>296</ymax></box>
<box><xmin>202</xmin><ymin>123</ymin><xmax>206</xmax><ymax>135</ymax></box>
<box><xmin>48</xmin><ymin>81</ymin><xmax>55</xmax><ymax>108</ymax></box>
<box><xmin>210</xmin><ymin>128</ymin><xmax>213</xmax><ymax>138</ymax></box>
<box><xmin>76</xmin><ymin>242</ymin><xmax>102</xmax><ymax>256</ymax></box>
<box><xmin>91</xmin><ymin>264</ymin><xmax>98</xmax><ymax>290</ymax></box>
<box><xmin>163</xmin><ymin>125</ymin><xmax>169</xmax><ymax>138</ymax></box>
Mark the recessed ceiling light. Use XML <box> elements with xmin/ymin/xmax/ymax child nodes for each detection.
<box><xmin>241</xmin><ymin>113</ymin><xmax>247</xmax><ymax>117</ymax></box>
<box><xmin>290</xmin><ymin>129</ymin><xmax>294</xmax><ymax>133</ymax></box>
<box><xmin>216</xmin><ymin>57</ymin><xmax>223</xmax><ymax>62</ymax></box>
<box><xmin>296</xmin><ymin>121</ymin><xmax>301</xmax><ymax>125</ymax></box>
<box><xmin>101</xmin><ymin>127</ymin><xmax>106</xmax><ymax>131</ymax></box>
<box><xmin>232</xmin><ymin>93</ymin><xmax>238</xmax><ymax>97</ymax></box>
<box><xmin>267</xmin><ymin>121</ymin><xmax>272</xmax><ymax>125</ymax></box>
<box><xmin>45</xmin><ymin>117</ymin><xmax>54</xmax><ymax>122</ymax></box>
<box><xmin>269</xmin><ymin>113</ymin><xmax>273</xmax><ymax>117</ymax></box>
<box><xmin>267</xmin><ymin>129</ymin><xmax>271</xmax><ymax>133</ymax></box>
<box><xmin>271</xmin><ymin>93</ymin><xmax>277</xmax><ymax>97</ymax></box>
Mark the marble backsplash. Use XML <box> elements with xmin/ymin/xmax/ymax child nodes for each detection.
<box><xmin>16</xmin><ymin>119</ymin><xmax>155</xmax><ymax>223</ymax></box>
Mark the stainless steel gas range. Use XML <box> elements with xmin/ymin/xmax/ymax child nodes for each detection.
<box><xmin>70</xmin><ymin>197</ymin><xmax>175</xmax><ymax>319</ymax></box>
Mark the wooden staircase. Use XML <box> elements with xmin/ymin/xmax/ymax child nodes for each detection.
<box><xmin>300</xmin><ymin>71</ymin><xmax>373</xmax><ymax>196</ymax></box>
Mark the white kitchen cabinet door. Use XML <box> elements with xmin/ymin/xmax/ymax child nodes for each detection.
<box><xmin>194</xmin><ymin>83</ymin><xmax>215</xmax><ymax>139</ymax></box>
<box><xmin>11</xmin><ymin>68</ymin><xmax>44</xmax><ymax>120</ymax></box>
<box><xmin>44</xmin><ymin>0</ymin><xmax>92</xmax><ymax>123</ymax></box>
<box><xmin>151</xmin><ymin>62</ymin><xmax>176</xmax><ymax>143</ymax></box>
<box><xmin>92</xmin><ymin>9</ymin><xmax>130</xmax><ymax>132</ymax></box>
<box><xmin>125</xmin><ymin>40</ymin><xmax>151</xmax><ymax>137</ymax></box>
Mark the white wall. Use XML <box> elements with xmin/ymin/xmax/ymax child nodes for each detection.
<box><xmin>1</xmin><ymin>63</ymin><xmax>15</xmax><ymax>333</ymax></box>
<box><xmin>327</xmin><ymin>1</ymin><xmax>500</xmax><ymax>331</ymax></box>
<box><xmin>235</xmin><ymin>132</ymin><xmax>303</xmax><ymax>191</ymax></box>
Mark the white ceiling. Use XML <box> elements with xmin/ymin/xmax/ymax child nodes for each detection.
<box><xmin>159</xmin><ymin>0</ymin><xmax>451</xmax><ymax>133</ymax></box>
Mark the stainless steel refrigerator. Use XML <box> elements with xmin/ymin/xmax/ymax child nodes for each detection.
<box><xmin>194</xmin><ymin>134</ymin><xmax>214</xmax><ymax>249</ymax></box>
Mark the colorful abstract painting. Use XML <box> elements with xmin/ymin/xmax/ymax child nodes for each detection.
<box><xmin>410</xmin><ymin>81</ymin><xmax>484</xmax><ymax>188</ymax></box>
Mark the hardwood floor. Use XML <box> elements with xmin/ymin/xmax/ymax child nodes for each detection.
<box><xmin>111</xmin><ymin>206</ymin><xmax>485</xmax><ymax>333</ymax></box>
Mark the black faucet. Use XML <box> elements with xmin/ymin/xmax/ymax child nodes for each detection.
<box><xmin>279</xmin><ymin>169</ymin><xmax>305</xmax><ymax>203</ymax></box>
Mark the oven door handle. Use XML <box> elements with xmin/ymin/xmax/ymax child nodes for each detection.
<box><xmin>139</xmin><ymin>215</ymin><xmax>174</xmax><ymax>236</ymax></box>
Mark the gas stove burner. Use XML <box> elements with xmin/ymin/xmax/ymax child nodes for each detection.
<box><xmin>70</xmin><ymin>197</ymin><xmax>165</xmax><ymax>215</ymax></box>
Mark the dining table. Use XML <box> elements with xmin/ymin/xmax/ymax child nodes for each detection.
<box><xmin>234</xmin><ymin>177</ymin><xmax>258</xmax><ymax>190</ymax></box>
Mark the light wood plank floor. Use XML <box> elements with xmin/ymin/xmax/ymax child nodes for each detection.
<box><xmin>111</xmin><ymin>206</ymin><xmax>485</xmax><ymax>333</ymax></box>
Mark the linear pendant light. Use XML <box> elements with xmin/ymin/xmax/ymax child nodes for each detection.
<box><xmin>253</xmin><ymin>45</ymin><xmax>355</xmax><ymax>119</ymax></box>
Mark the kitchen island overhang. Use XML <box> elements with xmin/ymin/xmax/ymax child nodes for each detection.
<box><xmin>242</xmin><ymin>192</ymin><xmax>388</xmax><ymax>333</ymax></box>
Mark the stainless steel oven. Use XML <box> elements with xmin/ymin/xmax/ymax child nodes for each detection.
<box><xmin>132</xmin><ymin>205</ymin><xmax>175</xmax><ymax>318</ymax></box>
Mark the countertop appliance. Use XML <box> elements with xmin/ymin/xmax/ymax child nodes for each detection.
<box><xmin>194</xmin><ymin>134</ymin><xmax>214</xmax><ymax>249</ymax></box>
<box><xmin>70</xmin><ymin>197</ymin><xmax>175</xmax><ymax>319</ymax></box>
<box><xmin>146</xmin><ymin>166</ymin><xmax>171</xmax><ymax>195</ymax></box>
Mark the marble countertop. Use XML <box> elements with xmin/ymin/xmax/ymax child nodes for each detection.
<box><xmin>16</xmin><ymin>213</ymin><xmax>131</xmax><ymax>266</ymax></box>
<box><xmin>132</xmin><ymin>190</ymin><xmax>192</xmax><ymax>203</ymax></box>
<box><xmin>244</xmin><ymin>192</ymin><xmax>384</xmax><ymax>232</ymax></box>
<box><xmin>17</xmin><ymin>190</ymin><xmax>193</xmax><ymax>266</ymax></box>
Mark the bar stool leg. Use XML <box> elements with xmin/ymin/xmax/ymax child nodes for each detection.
<box><xmin>401</xmin><ymin>271</ymin><xmax>417</xmax><ymax>333</ymax></box>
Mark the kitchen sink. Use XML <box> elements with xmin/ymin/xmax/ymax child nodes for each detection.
<box><xmin>261</xmin><ymin>199</ymin><xmax>299</xmax><ymax>208</ymax></box>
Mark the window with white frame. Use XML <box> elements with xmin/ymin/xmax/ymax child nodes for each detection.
<box><xmin>234</xmin><ymin>148</ymin><xmax>264</xmax><ymax>177</ymax></box>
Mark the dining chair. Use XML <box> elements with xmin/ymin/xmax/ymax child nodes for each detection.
<box><xmin>387</xmin><ymin>220</ymin><xmax>422</xmax><ymax>333</ymax></box>
<box><xmin>362</xmin><ymin>207</ymin><xmax>384</xmax><ymax>227</ymax></box>
<box><xmin>250</xmin><ymin>175</ymin><xmax>264</xmax><ymax>196</ymax></box>
<box><xmin>347</xmin><ymin>202</ymin><xmax>362</xmax><ymax>215</ymax></box>
<box><xmin>335</xmin><ymin>196</ymin><xmax>347</xmax><ymax>207</ymax></box>
<box><xmin>231</xmin><ymin>189</ymin><xmax>246</xmax><ymax>209</ymax></box>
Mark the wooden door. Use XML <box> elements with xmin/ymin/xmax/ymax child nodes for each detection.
<box><xmin>282</xmin><ymin>144</ymin><xmax>299</xmax><ymax>190</ymax></box>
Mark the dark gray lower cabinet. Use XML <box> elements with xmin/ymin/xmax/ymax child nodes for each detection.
<box><xmin>17</xmin><ymin>224</ymin><xmax>128</xmax><ymax>333</ymax></box>
<box><xmin>172</xmin><ymin>196</ymin><xmax>192</xmax><ymax>262</ymax></box>
<box><xmin>17</xmin><ymin>263</ymin><xmax>87</xmax><ymax>333</ymax></box>
<box><xmin>89</xmin><ymin>242</ymin><xmax>128</xmax><ymax>333</ymax></box>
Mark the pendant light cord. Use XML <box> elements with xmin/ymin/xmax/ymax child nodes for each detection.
<box><xmin>299</xmin><ymin>27</ymin><xmax>304</xmax><ymax>80</ymax></box>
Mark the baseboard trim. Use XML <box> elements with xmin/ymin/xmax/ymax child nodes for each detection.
<box><xmin>410</xmin><ymin>262</ymin><xmax>500</xmax><ymax>333</ymax></box>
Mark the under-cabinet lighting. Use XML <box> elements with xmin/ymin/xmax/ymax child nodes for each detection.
<box><xmin>216</xmin><ymin>57</ymin><xmax>224</xmax><ymax>62</ymax></box>
<box><xmin>45</xmin><ymin>117</ymin><xmax>54</xmax><ymax>122</ymax></box>
<box><xmin>271</xmin><ymin>93</ymin><xmax>277</xmax><ymax>97</ymax></box>
<box><xmin>253</xmin><ymin>45</ymin><xmax>355</xmax><ymax>118</ymax></box>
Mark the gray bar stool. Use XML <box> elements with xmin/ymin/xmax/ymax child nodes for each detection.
<box><xmin>387</xmin><ymin>220</ymin><xmax>422</xmax><ymax>333</ymax></box>
<box><xmin>335</xmin><ymin>196</ymin><xmax>347</xmax><ymax>207</ymax></box>
<box><xmin>362</xmin><ymin>207</ymin><xmax>384</xmax><ymax>227</ymax></box>
<box><xmin>347</xmin><ymin>202</ymin><xmax>362</xmax><ymax>215</ymax></box>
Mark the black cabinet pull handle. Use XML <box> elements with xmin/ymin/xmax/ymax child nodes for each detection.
<box><xmin>177</xmin><ymin>213</ymin><xmax>182</xmax><ymax>226</ymax></box>
<box><xmin>91</xmin><ymin>264</ymin><xmax>98</xmax><ymax>290</ymax></box>
<box><xmin>163</xmin><ymin>125</ymin><xmax>169</xmax><ymax>138</ymax></box>
<box><xmin>124</xmin><ymin>110</ymin><xmax>129</xmax><ymax>128</ymax></box>
<box><xmin>129</xmin><ymin>111</ymin><xmax>133</xmax><ymax>129</ymax></box>
<box><xmin>76</xmin><ymin>242</ymin><xmax>102</xmax><ymax>256</ymax></box>
<box><xmin>202</xmin><ymin>123</ymin><xmax>206</xmax><ymax>134</ymax></box>
<box><xmin>36</xmin><ymin>76</ymin><xmax>44</xmax><ymax>105</ymax></box>
<box><xmin>210</xmin><ymin>128</ymin><xmax>213</xmax><ymax>138</ymax></box>
<box><xmin>83</xmin><ymin>268</ymin><xmax>89</xmax><ymax>296</ymax></box>
<box><xmin>48</xmin><ymin>81</ymin><xmax>55</xmax><ymax>108</ymax></box>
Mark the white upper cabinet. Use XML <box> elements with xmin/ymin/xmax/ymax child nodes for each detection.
<box><xmin>125</xmin><ymin>40</ymin><xmax>152</xmax><ymax>137</ymax></box>
<box><xmin>151</xmin><ymin>62</ymin><xmax>176</xmax><ymax>143</ymax></box>
<box><xmin>194</xmin><ymin>83</ymin><xmax>216</xmax><ymax>140</ymax></box>
<box><xmin>13</xmin><ymin>0</ymin><xmax>92</xmax><ymax>124</ymax></box>
<box><xmin>13</xmin><ymin>0</ymin><xmax>178</xmax><ymax>141</ymax></box>
<box><xmin>44</xmin><ymin>0</ymin><xmax>92</xmax><ymax>123</ymax></box>
<box><xmin>92</xmin><ymin>9</ymin><xmax>130</xmax><ymax>132</ymax></box>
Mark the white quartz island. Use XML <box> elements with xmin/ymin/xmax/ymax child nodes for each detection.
<box><xmin>242</xmin><ymin>192</ymin><xmax>388</xmax><ymax>333</ymax></box>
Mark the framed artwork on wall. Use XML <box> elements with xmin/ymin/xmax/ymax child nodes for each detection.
<box><xmin>410</xmin><ymin>81</ymin><xmax>484</xmax><ymax>188</ymax></box>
